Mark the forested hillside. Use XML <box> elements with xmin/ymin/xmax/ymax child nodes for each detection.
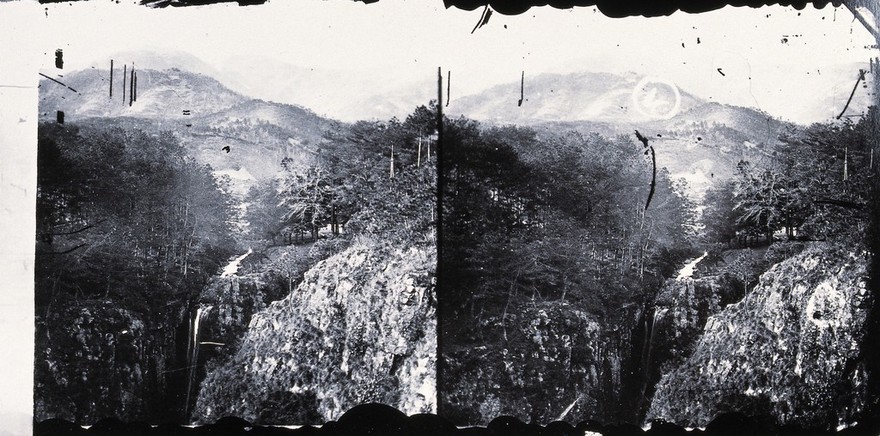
<box><xmin>439</xmin><ymin>119</ymin><xmax>698</xmax><ymax>423</ymax></box>
<box><xmin>34</xmin><ymin>123</ymin><xmax>237</xmax><ymax>422</ymax></box>
<box><xmin>34</xmin><ymin>97</ymin><xmax>440</xmax><ymax>423</ymax></box>
<box><xmin>439</xmin><ymin>102</ymin><xmax>879</xmax><ymax>428</ymax></box>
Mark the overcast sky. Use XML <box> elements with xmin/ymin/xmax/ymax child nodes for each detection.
<box><xmin>0</xmin><ymin>2</ymin><xmax>877</xmax><ymax>428</ymax></box>
<box><xmin>4</xmin><ymin>0</ymin><xmax>876</xmax><ymax>123</ymax></box>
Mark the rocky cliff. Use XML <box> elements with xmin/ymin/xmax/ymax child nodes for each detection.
<box><xmin>197</xmin><ymin>270</ymin><xmax>288</xmax><ymax>352</ymax></box>
<box><xmin>648</xmin><ymin>243</ymin><xmax>873</xmax><ymax>428</ymax></box>
<box><xmin>443</xmin><ymin>302</ymin><xmax>641</xmax><ymax>425</ymax></box>
<box><xmin>192</xmin><ymin>239</ymin><xmax>437</xmax><ymax>424</ymax></box>
<box><xmin>34</xmin><ymin>300</ymin><xmax>186</xmax><ymax>423</ymax></box>
<box><xmin>645</xmin><ymin>274</ymin><xmax>741</xmax><ymax>386</ymax></box>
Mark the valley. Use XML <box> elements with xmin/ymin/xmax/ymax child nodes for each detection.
<box><xmin>32</xmin><ymin>59</ymin><xmax>879</xmax><ymax>431</ymax></box>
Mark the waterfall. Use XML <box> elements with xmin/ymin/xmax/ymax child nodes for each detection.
<box><xmin>184</xmin><ymin>304</ymin><xmax>212</xmax><ymax>419</ymax></box>
<box><xmin>641</xmin><ymin>305</ymin><xmax>653</xmax><ymax>376</ymax></box>
<box><xmin>646</xmin><ymin>307</ymin><xmax>668</xmax><ymax>368</ymax></box>
<box><xmin>180</xmin><ymin>248</ymin><xmax>254</xmax><ymax>420</ymax></box>
<box><xmin>636</xmin><ymin>251</ymin><xmax>706</xmax><ymax>421</ymax></box>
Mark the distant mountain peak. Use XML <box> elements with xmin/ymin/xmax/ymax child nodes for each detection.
<box><xmin>39</xmin><ymin>65</ymin><xmax>335</xmax><ymax>187</ymax></box>
<box><xmin>446</xmin><ymin>70</ymin><xmax>703</xmax><ymax>125</ymax></box>
<box><xmin>39</xmin><ymin>67</ymin><xmax>246</xmax><ymax>122</ymax></box>
<box><xmin>94</xmin><ymin>50</ymin><xmax>223</xmax><ymax>78</ymax></box>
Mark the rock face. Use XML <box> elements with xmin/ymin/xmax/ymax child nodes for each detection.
<box><xmin>444</xmin><ymin>302</ymin><xmax>640</xmax><ymax>425</ymax></box>
<box><xmin>34</xmin><ymin>301</ymin><xmax>184</xmax><ymax>423</ymax></box>
<box><xmin>193</xmin><ymin>240</ymin><xmax>437</xmax><ymax>424</ymax></box>
<box><xmin>644</xmin><ymin>274</ymin><xmax>742</xmax><ymax>393</ymax></box>
<box><xmin>648</xmin><ymin>243</ymin><xmax>873</xmax><ymax>428</ymax></box>
<box><xmin>440</xmin><ymin>255</ymin><xmax>747</xmax><ymax>426</ymax></box>
<box><xmin>197</xmin><ymin>270</ymin><xmax>287</xmax><ymax>353</ymax></box>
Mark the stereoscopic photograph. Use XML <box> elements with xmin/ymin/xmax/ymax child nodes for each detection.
<box><xmin>1</xmin><ymin>0</ymin><xmax>877</xmax><ymax>433</ymax></box>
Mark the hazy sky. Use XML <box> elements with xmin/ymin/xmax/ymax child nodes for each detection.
<box><xmin>5</xmin><ymin>0</ymin><xmax>877</xmax><ymax>123</ymax></box>
<box><xmin>0</xmin><ymin>0</ymin><xmax>877</xmax><ymax>429</ymax></box>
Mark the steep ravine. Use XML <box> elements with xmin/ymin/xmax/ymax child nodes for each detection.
<box><xmin>179</xmin><ymin>265</ymin><xmax>290</xmax><ymax>418</ymax></box>
<box><xmin>633</xmin><ymin>267</ymin><xmax>743</xmax><ymax>417</ymax></box>
<box><xmin>192</xmin><ymin>240</ymin><xmax>437</xmax><ymax>424</ymax></box>
<box><xmin>647</xmin><ymin>243</ymin><xmax>873</xmax><ymax>428</ymax></box>
<box><xmin>441</xmin><ymin>243</ymin><xmax>872</xmax><ymax>428</ymax></box>
<box><xmin>442</xmin><ymin>253</ymin><xmax>740</xmax><ymax>426</ymax></box>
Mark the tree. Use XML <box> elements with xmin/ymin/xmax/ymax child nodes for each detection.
<box><xmin>728</xmin><ymin>114</ymin><xmax>874</xmax><ymax>243</ymax></box>
<box><xmin>702</xmin><ymin>181</ymin><xmax>738</xmax><ymax>245</ymax></box>
<box><xmin>243</xmin><ymin>181</ymin><xmax>286</xmax><ymax>244</ymax></box>
<box><xmin>35</xmin><ymin>123</ymin><xmax>236</xmax><ymax>310</ymax></box>
<box><xmin>278</xmin><ymin>165</ymin><xmax>335</xmax><ymax>242</ymax></box>
<box><xmin>731</xmin><ymin>160</ymin><xmax>788</xmax><ymax>243</ymax></box>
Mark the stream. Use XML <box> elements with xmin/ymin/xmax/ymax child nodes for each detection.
<box><xmin>676</xmin><ymin>251</ymin><xmax>708</xmax><ymax>280</ymax></box>
<box><xmin>633</xmin><ymin>251</ymin><xmax>710</xmax><ymax>421</ymax></box>
<box><xmin>183</xmin><ymin>249</ymin><xmax>254</xmax><ymax>419</ymax></box>
<box><xmin>221</xmin><ymin>249</ymin><xmax>253</xmax><ymax>277</ymax></box>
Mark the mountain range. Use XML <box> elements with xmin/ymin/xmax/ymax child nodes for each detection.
<box><xmin>443</xmin><ymin>71</ymin><xmax>797</xmax><ymax>198</ymax></box>
<box><xmin>78</xmin><ymin>49</ymin><xmax>874</xmax><ymax>125</ymax></box>
<box><xmin>39</xmin><ymin>67</ymin><xmax>336</xmax><ymax>193</ymax></box>
<box><xmin>40</xmin><ymin>55</ymin><xmax>874</xmax><ymax>201</ymax></box>
<box><xmin>446</xmin><ymin>71</ymin><xmax>706</xmax><ymax>124</ymax></box>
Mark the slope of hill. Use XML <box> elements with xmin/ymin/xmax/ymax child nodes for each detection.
<box><xmin>448</xmin><ymin>71</ymin><xmax>793</xmax><ymax>199</ymax></box>
<box><xmin>185</xmin><ymin>99</ymin><xmax>335</xmax><ymax>181</ymax></box>
<box><xmin>39</xmin><ymin>68</ymin><xmax>338</xmax><ymax>187</ymax></box>
<box><xmin>216</xmin><ymin>55</ymin><xmax>439</xmax><ymax>123</ymax></box>
<box><xmin>39</xmin><ymin>68</ymin><xmax>245</xmax><ymax>121</ymax></box>
<box><xmin>644</xmin><ymin>102</ymin><xmax>787</xmax><ymax>196</ymax></box>
<box><xmin>195</xmin><ymin>98</ymin><xmax>332</xmax><ymax>141</ymax></box>
<box><xmin>447</xmin><ymin>71</ymin><xmax>703</xmax><ymax>125</ymax></box>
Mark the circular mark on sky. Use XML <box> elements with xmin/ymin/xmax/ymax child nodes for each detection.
<box><xmin>632</xmin><ymin>76</ymin><xmax>682</xmax><ymax>120</ymax></box>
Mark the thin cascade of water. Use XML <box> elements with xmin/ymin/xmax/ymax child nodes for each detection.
<box><xmin>646</xmin><ymin>307</ymin><xmax>668</xmax><ymax>369</ymax></box>
<box><xmin>637</xmin><ymin>252</ymin><xmax>707</xmax><ymax>422</ymax></box>
<box><xmin>184</xmin><ymin>304</ymin><xmax>212</xmax><ymax>419</ymax></box>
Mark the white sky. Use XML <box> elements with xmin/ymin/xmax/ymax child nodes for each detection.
<box><xmin>0</xmin><ymin>0</ymin><xmax>878</xmax><ymax>429</ymax></box>
<box><xmin>7</xmin><ymin>0</ymin><xmax>878</xmax><ymax>122</ymax></box>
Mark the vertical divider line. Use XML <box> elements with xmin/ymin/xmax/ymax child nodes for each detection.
<box><xmin>435</xmin><ymin>65</ymin><xmax>444</xmax><ymax>418</ymax></box>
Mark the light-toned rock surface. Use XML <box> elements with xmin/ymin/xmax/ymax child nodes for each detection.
<box><xmin>193</xmin><ymin>240</ymin><xmax>436</xmax><ymax>424</ymax></box>
<box><xmin>648</xmin><ymin>243</ymin><xmax>872</xmax><ymax>428</ymax></box>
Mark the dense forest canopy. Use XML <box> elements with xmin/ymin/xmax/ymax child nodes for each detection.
<box><xmin>36</xmin><ymin>123</ymin><xmax>238</xmax><ymax>314</ymax></box>
<box><xmin>439</xmin><ymin>115</ymin><xmax>699</xmax><ymax>422</ymax></box>
<box><xmin>34</xmin><ymin>122</ymin><xmax>242</xmax><ymax>421</ymax></box>
<box><xmin>243</xmin><ymin>103</ymin><xmax>439</xmax><ymax>251</ymax></box>
<box><xmin>702</xmin><ymin>110</ymin><xmax>876</xmax><ymax>247</ymax></box>
<box><xmin>441</xmin><ymin>119</ymin><xmax>697</xmax><ymax>327</ymax></box>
